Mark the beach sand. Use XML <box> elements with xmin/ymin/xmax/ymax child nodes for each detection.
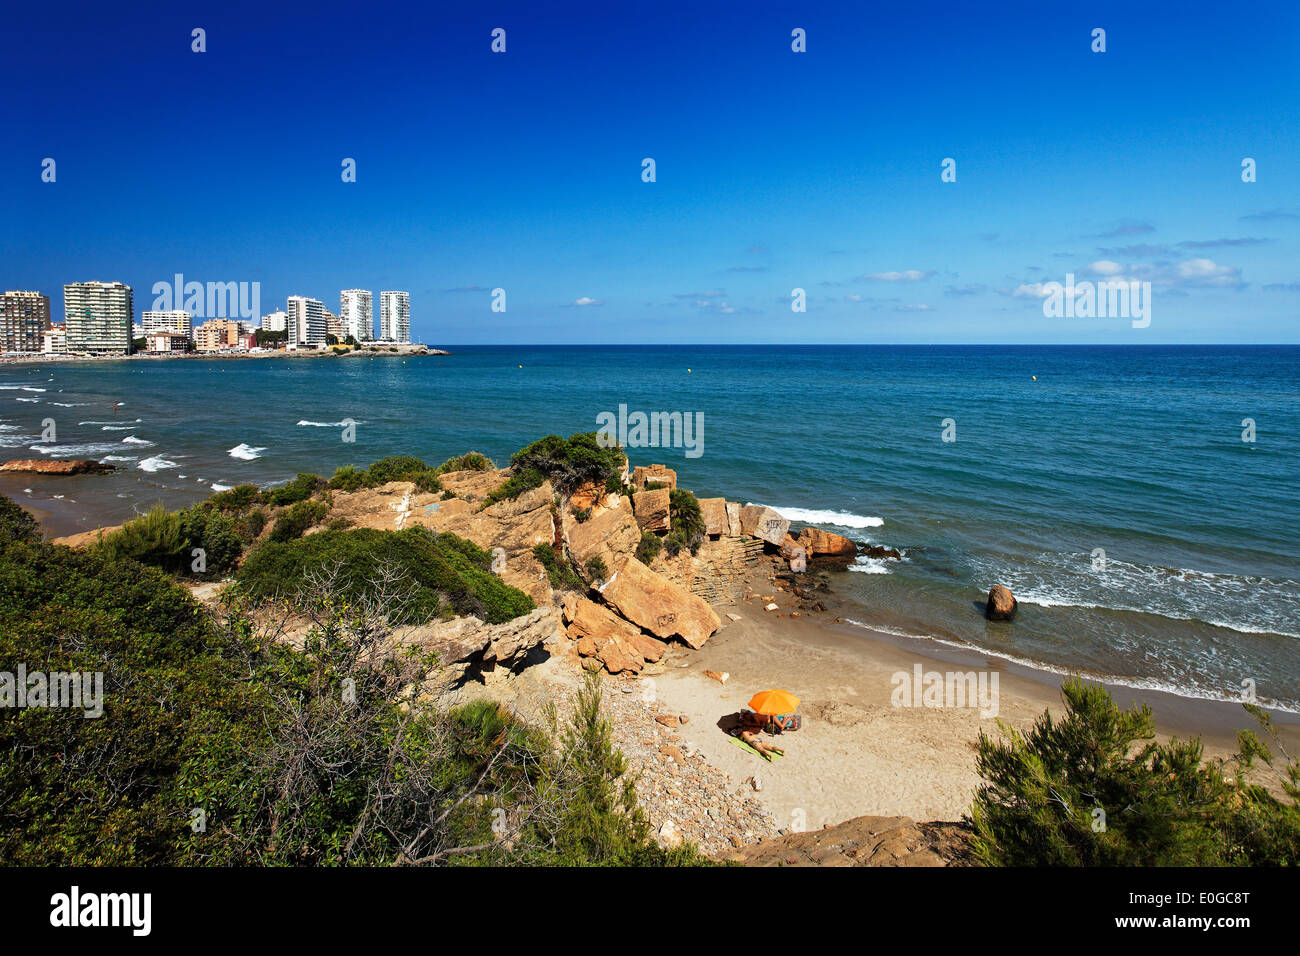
<box><xmin>644</xmin><ymin>587</ymin><xmax>1300</xmax><ymax>832</ymax></box>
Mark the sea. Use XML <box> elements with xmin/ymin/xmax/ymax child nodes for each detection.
<box><xmin>2</xmin><ymin>345</ymin><xmax>1297</xmax><ymax>711</ymax></box>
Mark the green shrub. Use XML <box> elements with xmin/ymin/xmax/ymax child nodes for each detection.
<box><xmin>669</xmin><ymin>489</ymin><xmax>705</xmax><ymax>555</ymax></box>
<box><xmin>573</xmin><ymin>506</ymin><xmax>592</xmax><ymax>523</ymax></box>
<box><xmin>178</xmin><ymin>505</ymin><xmax>243</xmax><ymax>574</ymax></box>
<box><xmin>94</xmin><ymin>503</ymin><xmax>188</xmax><ymax>571</ymax></box>
<box><xmin>269</xmin><ymin>499</ymin><xmax>329</xmax><ymax>542</ymax></box>
<box><xmin>328</xmin><ymin>465</ymin><xmax>367</xmax><ymax>492</ymax></box>
<box><xmin>968</xmin><ymin>677</ymin><xmax>1300</xmax><ymax>866</ymax></box>
<box><xmin>262</xmin><ymin>473</ymin><xmax>325</xmax><ymax>507</ymax></box>
<box><xmin>207</xmin><ymin>483</ymin><xmax>259</xmax><ymax>511</ymax></box>
<box><xmin>635</xmin><ymin>531</ymin><xmax>662</xmax><ymax>566</ymax></box>
<box><xmin>509</xmin><ymin>432</ymin><xmax>626</xmax><ymax>497</ymax></box>
<box><xmin>585</xmin><ymin>556</ymin><xmax>608</xmax><ymax>582</ymax></box>
<box><xmin>483</xmin><ymin>467</ymin><xmax>546</xmax><ymax>509</ymax></box>
<box><xmin>532</xmin><ymin>542</ymin><xmax>583</xmax><ymax>590</ymax></box>
<box><xmin>238</xmin><ymin>527</ymin><xmax>535</xmax><ymax>624</ymax></box>
<box><xmin>436</xmin><ymin>452</ymin><xmax>494</xmax><ymax>474</ymax></box>
<box><xmin>0</xmin><ymin>496</ymin><xmax>39</xmax><ymax>544</ymax></box>
<box><xmin>240</xmin><ymin>509</ymin><xmax>266</xmax><ymax>541</ymax></box>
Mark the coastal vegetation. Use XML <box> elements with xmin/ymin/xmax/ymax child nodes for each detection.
<box><xmin>0</xmin><ymin>491</ymin><xmax>702</xmax><ymax>866</ymax></box>
<box><xmin>968</xmin><ymin>677</ymin><xmax>1300</xmax><ymax>866</ymax></box>
<box><xmin>483</xmin><ymin>432</ymin><xmax>627</xmax><ymax>508</ymax></box>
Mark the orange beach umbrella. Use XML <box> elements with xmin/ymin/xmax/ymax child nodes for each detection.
<box><xmin>748</xmin><ymin>689</ymin><xmax>800</xmax><ymax>716</ymax></box>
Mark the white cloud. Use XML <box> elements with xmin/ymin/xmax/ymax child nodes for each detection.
<box><xmin>572</xmin><ymin>296</ymin><xmax>604</xmax><ymax>307</ymax></box>
<box><xmin>1088</xmin><ymin>260</ymin><xmax>1124</xmax><ymax>276</ymax></box>
<box><xmin>859</xmin><ymin>269</ymin><xmax>934</xmax><ymax>282</ymax></box>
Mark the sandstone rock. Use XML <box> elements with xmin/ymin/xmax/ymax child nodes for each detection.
<box><xmin>564</xmin><ymin>594</ymin><xmax>666</xmax><ymax>673</ymax></box>
<box><xmin>567</xmin><ymin>479</ymin><xmax>604</xmax><ymax>512</ymax></box>
<box><xmin>788</xmin><ymin>547</ymin><xmax>807</xmax><ymax>574</ymax></box>
<box><xmin>0</xmin><ymin>458</ymin><xmax>114</xmax><ymax>475</ymax></box>
<box><xmin>862</xmin><ymin>544</ymin><xmax>903</xmax><ymax>560</ymax></box>
<box><xmin>390</xmin><ymin>606</ymin><xmax>562</xmax><ymax>684</ymax></box>
<box><xmin>435</xmin><ymin>467</ymin><xmax>512</xmax><ymax>504</ymax></box>
<box><xmin>797</xmin><ymin>527</ymin><xmax>858</xmax><ymax>558</ymax></box>
<box><xmin>565</xmin><ymin>499</ymin><xmax>640</xmax><ymax>573</ymax></box>
<box><xmin>601</xmin><ymin>557</ymin><xmax>721</xmax><ymax>649</ymax></box>
<box><xmin>632</xmin><ymin>464</ymin><xmax>677</xmax><ymax>491</ymax></box>
<box><xmin>633</xmin><ymin>486</ymin><xmax>671</xmax><ymax>533</ymax></box>
<box><xmin>697</xmin><ymin>497</ymin><xmax>729</xmax><ymax>537</ymax></box>
<box><xmin>739</xmin><ymin>505</ymin><xmax>790</xmax><ymax>547</ymax></box>
<box><xmin>985</xmin><ymin>585</ymin><xmax>1017</xmax><ymax>621</ymax></box>
<box><xmin>725</xmin><ymin>502</ymin><xmax>742</xmax><ymax>537</ymax></box>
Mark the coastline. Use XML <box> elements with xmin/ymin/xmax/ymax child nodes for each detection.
<box><xmin>18</xmin><ymin>489</ymin><xmax>1298</xmax><ymax>841</ymax></box>
<box><xmin>0</xmin><ymin>344</ymin><xmax>449</xmax><ymax>366</ymax></box>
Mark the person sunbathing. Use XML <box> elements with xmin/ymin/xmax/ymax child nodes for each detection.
<box><xmin>766</xmin><ymin>713</ymin><xmax>802</xmax><ymax>733</ymax></box>
<box><xmin>738</xmin><ymin>727</ymin><xmax>784</xmax><ymax>759</ymax></box>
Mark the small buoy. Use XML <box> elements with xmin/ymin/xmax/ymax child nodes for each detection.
<box><xmin>518</xmin><ymin>364</ymin><xmax>523</xmax><ymax>368</ymax></box>
<box><xmin>687</xmin><ymin>368</ymin><xmax>691</xmax><ymax>372</ymax></box>
<box><xmin>1032</xmin><ymin>375</ymin><xmax>1037</xmax><ymax>381</ymax></box>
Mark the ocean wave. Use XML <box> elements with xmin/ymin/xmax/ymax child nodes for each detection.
<box><xmin>751</xmin><ymin>504</ymin><xmax>884</xmax><ymax>530</ymax></box>
<box><xmin>0</xmin><ymin>386</ymin><xmax>45</xmax><ymax>392</ymax></box>
<box><xmin>138</xmin><ymin>456</ymin><xmax>179</xmax><ymax>473</ymax></box>
<box><xmin>100</xmin><ymin>425</ymin><xmax>135</xmax><ymax>431</ymax></box>
<box><xmin>102</xmin><ymin>455</ymin><xmax>137</xmax><ymax>462</ymax></box>
<box><xmin>228</xmin><ymin>442</ymin><xmax>266</xmax><ymax>460</ymax></box>
<box><xmin>297</xmin><ymin>419</ymin><xmax>363</xmax><ymax>427</ymax></box>
<box><xmin>210</xmin><ymin>482</ymin><xmax>233</xmax><ymax>492</ymax></box>
<box><xmin>80</xmin><ymin>419</ymin><xmax>141</xmax><ymax>425</ymax></box>
<box><xmin>15</xmin><ymin>397</ymin><xmax>40</xmax><ymax>403</ymax></box>
<box><xmin>121</xmin><ymin>435</ymin><xmax>151</xmax><ymax>445</ymax></box>
<box><xmin>848</xmin><ymin>557</ymin><xmax>893</xmax><ymax>574</ymax></box>
<box><xmin>50</xmin><ymin>402</ymin><xmax>93</xmax><ymax>407</ymax></box>
<box><xmin>840</xmin><ymin>618</ymin><xmax>1300</xmax><ymax>714</ymax></box>
<box><xmin>31</xmin><ymin>438</ymin><xmax>155</xmax><ymax>456</ymax></box>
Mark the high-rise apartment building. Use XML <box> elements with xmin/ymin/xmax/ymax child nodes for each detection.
<box><xmin>379</xmin><ymin>291</ymin><xmax>410</xmax><ymax>344</ymax></box>
<box><xmin>63</xmin><ymin>281</ymin><xmax>134</xmax><ymax>354</ymax></box>
<box><xmin>261</xmin><ymin>310</ymin><xmax>288</xmax><ymax>333</ymax></box>
<box><xmin>340</xmin><ymin>289</ymin><xmax>373</xmax><ymax>342</ymax></box>
<box><xmin>286</xmin><ymin>296</ymin><xmax>327</xmax><ymax>349</ymax></box>
<box><xmin>1</xmin><ymin>291</ymin><xmax>52</xmax><ymax>353</ymax></box>
<box><xmin>142</xmin><ymin>310</ymin><xmax>194</xmax><ymax>341</ymax></box>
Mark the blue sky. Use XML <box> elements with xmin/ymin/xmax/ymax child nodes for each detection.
<box><xmin>3</xmin><ymin>0</ymin><xmax>1297</xmax><ymax>344</ymax></box>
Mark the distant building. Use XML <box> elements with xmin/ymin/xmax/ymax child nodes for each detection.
<box><xmin>261</xmin><ymin>310</ymin><xmax>288</xmax><ymax>333</ymax></box>
<box><xmin>379</xmin><ymin>291</ymin><xmax>410</xmax><ymax>344</ymax></box>
<box><xmin>286</xmin><ymin>296</ymin><xmax>327</xmax><ymax>350</ymax></box>
<box><xmin>64</xmin><ymin>281</ymin><xmax>134</xmax><ymax>354</ymax></box>
<box><xmin>42</xmin><ymin>325</ymin><xmax>67</xmax><ymax>355</ymax></box>
<box><xmin>323</xmin><ymin>307</ymin><xmax>343</xmax><ymax>342</ymax></box>
<box><xmin>340</xmin><ymin>289</ymin><xmax>373</xmax><ymax>342</ymax></box>
<box><xmin>1</xmin><ymin>291</ymin><xmax>52</xmax><ymax>353</ymax></box>
<box><xmin>142</xmin><ymin>310</ymin><xmax>194</xmax><ymax>341</ymax></box>
<box><xmin>146</xmin><ymin>330</ymin><xmax>191</xmax><ymax>353</ymax></box>
<box><xmin>194</xmin><ymin>318</ymin><xmax>245</xmax><ymax>351</ymax></box>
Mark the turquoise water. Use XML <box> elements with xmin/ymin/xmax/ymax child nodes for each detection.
<box><xmin>3</xmin><ymin>345</ymin><xmax>1297</xmax><ymax>708</ymax></box>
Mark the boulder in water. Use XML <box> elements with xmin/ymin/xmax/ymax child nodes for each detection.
<box><xmin>985</xmin><ymin>585</ymin><xmax>1017</xmax><ymax>621</ymax></box>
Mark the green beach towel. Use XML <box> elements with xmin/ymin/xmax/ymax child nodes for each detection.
<box><xmin>730</xmin><ymin>736</ymin><xmax>785</xmax><ymax>762</ymax></box>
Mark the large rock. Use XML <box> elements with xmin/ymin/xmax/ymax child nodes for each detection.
<box><xmin>0</xmin><ymin>458</ymin><xmax>114</xmax><ymax>475</ymax></box>
<box><xmin>562</xmin><ymin>594</ymin><xmax>664</xmax><ymax>674</ymax></box>
<box><xmin>601</xmin><ymin>557</ymin><xmax>720</xmax><ymax>649</ymax></box>
<box><xmin>797</xmin><ymin>527</ymin><xmax>858</xmax><ymax>558</ymax></box>
<box><xmin>725</xmin><ymin>501</ymin><xmax>742</xmax><ymax>537</ymax></box>
<box><xmin>780</xmin><ymin>535</ymin><xmax>808</xmax><ymax>573</ymax></box>
<box><xmin>697</xmin><ymin>497</ymin><xmax>729</xmax><ymax>537</ymax></box>
<box><xmin>985</xmin><ymin>585</ymin><xmax>1017</xmax><ymax>621</ymax></box>
<box><xmin>634</xmin><ymin>486</ymin><xmax>671</xmax><ymax>533</ymax></box>
<box><xmin>436</xmin><ymin>467</ymin><xmax>512</xmax><ymax>504</ymax></box>
<box><xmin>739</xmin><ymin>505</ymin><xmax>790</xmax><ymax>547</ymax></box>
<box><xmin>721</xmin><ymin>815</ymin><xmax>967</xmax><ymax>867</ymax></box>
<box><xmin>632</xmin><ymin>464</ymin><xmax>677</xmax><ymax>491</ymax></box>
<box><xmin>390</xmin><ymin>607</ymin><xmax>563</xmax><ymax>684</ymax></box>
<box><xmin>565</xmin><ymin>498</ymin><xmax>640</xmax><ymax>573</ymax></box>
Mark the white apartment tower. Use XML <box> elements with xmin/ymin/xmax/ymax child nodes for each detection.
<box><xmin>379</xmin><ymin>291</ymin><xmax>410</xmax><ymax>344</ymax></box>
<box><xmin>64</xmin><ymin>281</ymin><xmax>134</xmax><ymax>354</ymax></box>
<box><xmin>339</xmin><ymin>289</ymin><xmax>373</xmax><ymax>342</ymax></box>
<box><xmin>142</xmin><ymin>310</ymin><xmax>194</xmax><ymax>341</ymax></box>
<box><xmin>261</xmin><ymin>310</ymin><xmax>288</xmax><ymax>333</ymax></box>
<box><xmin>286</xmin><ymin>296</ymin><xmax>327</xmax><ymax>350</ymax></box>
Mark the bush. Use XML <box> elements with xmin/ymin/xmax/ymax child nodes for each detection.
<box><xmin>573</xmin><ymin>507</ymin><xmax>592</xmax><ymax>523</ymax></box>
<box><xmin>967</xmin><ymin>677</ymin><xmax>1300</xmax><ymax>866</ymax></box>
<box><xmin>0</xmin><ymin>496</ymin><xmax>39</xmax><ymax>544</ymax></box>
<box><xmin>262</xmin><ymin>473</ymin><xmax>325</xmax><ymax>507</ymax></box>
<box><xmin>532</xmin><ymin>542</ymin><xmax>583</xmax><ymax>591</ymax></box>
<box><xmin>328</xmin><ymin>465</ymin><xmax>367</xmax><ymax>492</ymax></box>
<box><xmin>483</xmin><ymin>467</ymin><xmax>546</xmax><ymax>509</ymax></box>
<box><xmin>94</xmin><ymin>503</ymin><xmax>188</xmax><ymax>571</ymax></box>
<box><xmin>207</xmin><ymin>483</ymin><xmax>259</xmax><ymax>511</ymax></box>
<box><xmin>436</xmin><ymin>452</ymin><xmax>494</xmax><ymax>473</ymax></box>
<box><xmin>509</xmin><ymin>432</ymin><xmax>626</xmax><ymax>497</ymax></box>
<box><xmin>635</xmin><ymin>531</ymin><xmax>662</xmax><ymax>566</ymax></box>
<box><xmin>669</xmin><ymin>489</ymin><xmax>705</xmax><ymax>555</ymax></box>
<box><xmin>585</xmin><ymin>556</ymin><xmax>608</xmax><ymax>582</ymax></box>
<box><xmin>178</xmin><ymin>505</ymin><xmax>243</xmax><ymax>574</ymax></box>
<box><xmin>269</xmin><ymin>499</ymin><xmax>329</xmax><ymax>542</ymax></box>
<box><xmin>238</xmin><ymin>527</ymin><xmax>535</xmax><ymax>624</ymax></box>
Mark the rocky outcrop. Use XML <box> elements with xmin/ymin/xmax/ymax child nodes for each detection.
<box><xmin>0</xmin><ymin>458</ymin><xmax>114</xmax><ymax>475</ymax></box>
<box><xmin>633</xmin><ymin>486</ymin><xmax>671</xmax><ymax>533</ymax></box>
<box><xmin>725</xmin><ymin>501</ymin><xmax>742</xmax><ymax>537</ymax></box>
<box><xmin>797</xmin><ymin>527</ymin><xmax>857</xmax><ymax>559</ymax></box>
<box><xmin>862</xmin><ymin>544</ymin><xmax>902</xmax><ymax>560</ymax></box>
<box><xmin>697</xmin><ymin>497</ymin><xmax>729</xmax><ymax>537</ymax></box>
<box><xmin>632</xmin><ymin>464</ymin><xmax>677</xmax><ymax>491</ymax></box>
<box><xmin>564</xmin><ymin>497</ymin><xmax>640</xmax><ymax>575</ymax></box>
<box><xmin>985</xmin><ymin>585</ymin><xmax>1017</xmax><ymax>621</ymax></box>
<box><xmin>739</xmin><ymin>505</ymin><xmax>790</xmax><ymax>547</ymax></box>
<box><xmin>391</xmin><ymin>606</ymin><xmax>563</xmax><ymax>685</ymax></box>
<box><xmin>720</xmin><ymin>815</ymin><xmax>970</xmax><ymax>867</ymax></box>
<box><xmin>600</xmin><ymin>557</ymin><xmax>721</xmax><ymax>650</ymax></box>
<box><xmin>561</xmin><ymin>593</ymin><xmax>666</xmax><ymax>674</ymax></box>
